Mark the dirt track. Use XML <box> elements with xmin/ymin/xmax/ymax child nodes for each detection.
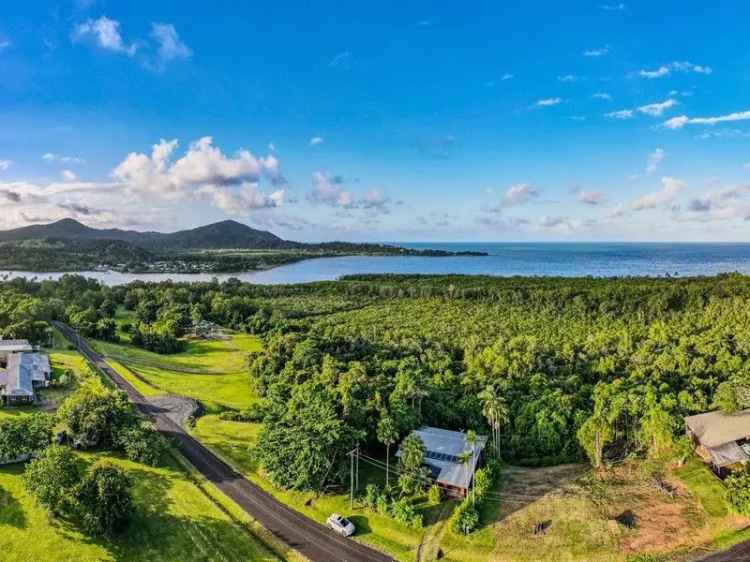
<box><xmin>54</xmin><ymin>321</ymin><xmax>393</xmax><ymax>562</ymax></box>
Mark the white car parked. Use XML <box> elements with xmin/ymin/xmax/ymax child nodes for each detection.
<box><xmin>326</xmin><ymin>513</ymin><xmax>356</xmax><ymax>537</ymax></box>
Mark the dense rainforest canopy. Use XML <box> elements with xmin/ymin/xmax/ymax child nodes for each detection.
<box><xmin>2</xmin><ymin>273</ymin><xmax>750</xmax><ymax>489</ymax></box>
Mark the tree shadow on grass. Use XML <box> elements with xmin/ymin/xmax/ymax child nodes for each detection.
<box><xmin>0</xmin><ymin>485</ymin><xmax>26</xmax><ymax>529</ymax></box>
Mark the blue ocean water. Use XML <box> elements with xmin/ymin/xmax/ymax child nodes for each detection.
<box><xmin>3</xmin><ymin>242</ymin><xmax>750</xmax><ymax>286</ymax></box>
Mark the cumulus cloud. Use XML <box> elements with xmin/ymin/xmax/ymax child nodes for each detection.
<box><xmin>113</xmin><ymin>137</ymin><xmax>285</xmax><ymax>215</ymax></box>
<box><xmin>309</xmin><ymin>136</ymin><xmax>324</xmax><ymax>146</ymax></box>
<box><xmin>638</xmin><ymin>61</ymin><xmax>712</xmax><ymax>79</ymax></box>
<box><xmin>151</xmin><ymin>23</ymin><xmax>191</xmax><ymax>66</ymax></box>
<box><xmin>0</xmin><ymin>160</ymin><xmax>12</xmax><ymax>172</ymax></box>
<box><xmin>605</xmin><ymin>109</ymin><xmax>633</xmax><ymax>119</ymax></box>
<box><xmin>502</xmin><ymin>183</ymin><xmax>539</xmax><ymax>207</ymax></box>
<box><xmin>307</xmin><ymin>172</ymin><xmax>392</xmax><ymax>213</ymax></box>
<box><xmin>536</xmin><ymin>97</ymin><xmax>562</xmax><ymax>107</ymax></box>
<box><xmin>72</xmin><ymin>16</ymin><xmax>137</xmax><ymax>56</ymax></box>
<box><xmin>42</xmin><ymin>153</ymin><xmax>85</xmax><ymax>165</ymax></box>
<box><xmin>61</xmin><ymin>170</ymin><xmax>78</xmax><ymax>182</ymax></box>
<box><xmin>576</xmin><ymin>190</ymin><xmax>605</xmax><ymax>205</ymax></box>
<box><xmin>557</xmin><ymin>75</ymin><xmax>580</xmax><ymax>83</ymax></box>
<box><xmin>592</xmin><ymin>92</ymin><xmax>612</xmax><ymax>101</ymax></box>
<box><xmin>584</xmin><ymin>47</ymin><xmax>609</xmax><ymax>57</ymax></box>
<box><xmin>638</xmin><ymin>98</ymin><xmax>677</xmax><ymax>116</ymax></box>
<box><xmin>632</xmin><ymin>177</ymin><xmax>686</xmax><ymax>210</ymax></box>
<box><xmin>682</xmin><ymin>186</ymin><xmax>750</xmax><ymax>222</ymax></box>
<box><xmin>599</xmin><ymin>3</ymin><xmax>626</xmax><ymax>10</ymax></box>
<box><xmin>646</xmin><ymin>148</ymin><xmax>665</xmax><ymax>174</ymax></box>
<box><xmin>501</xmin><ymin>73</ymin><xmax>514</xmax><ymax>80</ymax></box>
<box><xmin>663</xmin><ymin>109</ymin><xmax>750</xmax><ymax>130</ymax></box>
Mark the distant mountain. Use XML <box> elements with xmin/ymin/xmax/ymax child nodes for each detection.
<box><xmin>0</xmin><ymin>218</ymin><xmax>295</xmax><ymax>251</ymax></box>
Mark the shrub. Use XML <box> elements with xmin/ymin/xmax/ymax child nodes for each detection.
<box><xmin>364</xmin><ymin>483</ymin><xmax>379</xmax><ymax>511</ymax></box>
<box><xmin>115</xmin><ymin>422</ymin><xmax>166</xmax><ymax>466</ymax></box>
<box><xmin>451</xmin><ymin>499</ymin><xmax>479</xmax><ymax>534</ymax></box>
<box><xmin>391</xmin><ymin>497</ymin><xmax>422</xmax><ymax>529</ymax></box>
<box><xmin>726</xmin><ymin>468</ymin><xmax>750</xmax><ymax>516</ymax></box>
<box><xmin>428</xmin><ymin>483</ymin><xmax>442</xmax><ymax>505</ymax></box>
<box><xmin>76</xmin><ymin>461</ymin><xmax>133</xmax><ymax>537</ymax></box>
<box><xmin>23</xmin><ymin>445</ymin><xmax>81</xmax><ymax>516</ymax></box>
<box><xmin>0</xmin><ymin>412</ymin><xmax>55</xmax><ymax>462</ymax></box>
<box><xmin>219</xmin><ymin>403</ymin><xmax>265</xmax><ymax>423</ymax></box>
<box><xmin>376</xmin><ymin>493</ymin><xmax>390</xmax><ymax>516</ymax></box>
<box><xmin>474</xmin><ymin>467</ymin><xmax>492</xmax><ymax>499</ymax></box>
<box><xmin>58</xmin><ymin>384</ymin><xmax>136</xmax><ymax>449</ymax></box>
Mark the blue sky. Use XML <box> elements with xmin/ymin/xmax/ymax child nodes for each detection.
<box><xmin>1</xmin><ymin>1</ymin><xmax>750</xmax><ymax>241</ymax></box>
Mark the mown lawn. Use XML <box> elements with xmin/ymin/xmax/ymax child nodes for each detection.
<box><xmin>0</xmin><ymin>451</ymin><xmax>283</xmax><ymax>562</ymax></box>
<box><xmin>92</xmin><ymin>333</ymin><xmax>261</xmax><ymax>411</ymax></box>
<box><xmin>191</xmin><ymin>415</ymin><xmax>431</xmax><ymax>561</ymax></box>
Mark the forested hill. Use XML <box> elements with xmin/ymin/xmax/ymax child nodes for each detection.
<box><xmin>0</xmin><ymin>218</ymin><xmax>485</xmax><ymax>256</ymax></box>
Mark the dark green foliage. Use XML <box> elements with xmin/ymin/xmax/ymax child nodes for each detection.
<box><xmin>256</xmin><ymin>379</ymin><xmax>364</xmax><ymax>490</ymax></box>
<box><xmin>0</xmin><ymin>413</ymin><xmax>55</xmax><ymax>461</ymax></box>
<box><xmin>76</xmin><ymin>461</ymin><xmax>133</xmax><ymax>537</ymax></box>
<box><xmin>115</xmin><ymin>422</ymin><xmax>167</xmax><ymax>466</ymax></box>
<box><xmin>398</xmin><ymin>434</ymin><xmax>428</xmax><ymax>495</ymax></box>
<box><xmin>451</xmin><ymin>499</ymin><xmax>479</xmax><ymax>534</ymax></box>
<box><xmin>725</xmin><ymin>468</ymin><xmax>750</xmax><ymax>516</ymax></box>
<box><xmin>23</xmin><ymin>445</ymin><xmax>81</xmax><ymax>515</ymax></box>
<box><xmin>219</xmin><ymin>403</ymin><xmax>266</xmax><ymax>423</ymax></box>
<box><xmin>391</xmin><ymin>497</ymin><xmax>422</xmax><ymax>529</ymax></box>
<box><xmin>58</xmin><ymin>384</ymin><xmax>137</xmax><ymax>449</ymax></box>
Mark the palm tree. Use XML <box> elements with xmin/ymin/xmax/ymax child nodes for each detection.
<box><xmin>377</xmin><ymin>414</ymin><xmax>398</xmax><ymax>489</ymax></box>
<box><xmin>478</xmin><ymin>385</ymin><xmax>509</xmax><ymax>460</ymax></box>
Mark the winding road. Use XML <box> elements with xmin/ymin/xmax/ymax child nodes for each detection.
<box><xmin>53</xmin><ymin>321</ymin><xmax>393</xmax><ymax>562</ymax></box>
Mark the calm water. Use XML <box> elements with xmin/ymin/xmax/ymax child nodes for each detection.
<box><xmin>3</xmin><ymin>242</ymin><xmax>750</xmax><ymax>286</ymax></box>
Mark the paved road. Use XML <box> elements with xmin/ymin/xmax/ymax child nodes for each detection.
<box><xmin>53</xmin><ymin>322</ymin><xmax>393</xmax><ymax>562</ymax></box>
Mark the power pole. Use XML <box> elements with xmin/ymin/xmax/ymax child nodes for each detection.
<box><xmin>355</xmin><ymin>445</ymin><xmax>360</xmax><ymax>492</ymax></box>
<box><xmin>349</xmin><ymin>448</ymin><xmax>354</xmax><ymax>511</ymax></box>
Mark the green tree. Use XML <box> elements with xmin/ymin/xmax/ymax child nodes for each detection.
<box><xmin>58</xmin><ymin>384</ymin><xmax>135</xmax><ymax>449</ymax></box>
<box><xmin>478</xmin><ymin>385</ymin><xmax>509</xmax><ymax>459</ymax></box>
<box><xmin>23</xmin><ymin>445</ymin><xmax>81</xmax><ymax>516</ymax></box>
<box><xmin>76</xmin><ymin>461</ymin><xmax>133</xmax><ymax>537</ymax></box>
<box><xmin>397</xmin><ymin>433</ymin><xmax>427</xmax><ymax>495</ymax></box>
<box><xmin>376</xmin><ymin>414</ymin><xmax>399</xmax><ymax>489</ymax></box>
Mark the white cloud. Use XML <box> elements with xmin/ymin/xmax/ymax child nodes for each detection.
<box><xmin>501</xmin><ymin>73</ymin><xmax>514</xmax><ymax>80</ymax></box>
<box><xmin>584</xmin><ymin>47</ymin><xmax>609</xmax><ymax>57</ymax></box>
<box><xmin>599</xmin><ymin>3</ymin><xmax>626</xmax><ymax>11</ymax></box>
<box><xmin>61</xmin><ymin>170</ymin><xmax>78</xmax><ymax>182</ymax></box>
<box><xmin>638</xmin><ymin>61</ymin><xmax>712</xmax><ymax>79</ymax></box>
<box><xmin>632</xmin><ymin>176</ymin><xmax>686</xmax><ymax>210</ymax></box>
<box><xmin>536</xmin><ymin>97</ymin><xmax>562</xmax><ymax>107</ymax></box>
<box><xmin>0</xmin><ymin>160</ymin><xmax>12</xmax><ymax>171</ymax></box>
<box><xmin>577</xmin><ymin>190</ymin><xmax>605</xmax><ymax>205</ymax></box>
<box><xmin>605</xmin><ymin>109</ymin><xmax>633</xmax><ymax>119</ymax></box>
<box><xmin>0</xmin><ymin>40</ymin><xmax>11</xmax><ymax>51</ymax></box>
<box><xmin>42</xmin><ymin>153</ymin><xmax>86</xmax><ymax>165</ymax></box>
<box><xmin>663</xmin><ymin>109</ymin><xmax>750</xmax><ymax>130</ymax></box>
<box><xmin>592</xmin><ymin>92</ymin><xmax>612</xmax><ymax>101</ymax></box>
<box><xmin>328</xmin><ymin>51</ymin><xmax>352</xmax><ymax>69</ymax></box>
<box><xmin>645</xmin><ymin>148</ymin><xmax>665</xmax><ymax>174</ymax></box>
<box><xmin>151</xmin><ymin>23</ymin><xmax>191</xmax><ymax>66</ymax></box>
<box><xmin>557</xmin><ymin>74</ymin><xmax>579</xmax><ymax>83</ymax></box>
<box><xmin>72</xmin><ymin>16</ymin><xmax>137</xmax><ymax>56</ymax></box>
<box><xmin>309</xmin><ymin>136</ymin><xmax>325</xmax><ymax>146</ymax></box>
<box><xmin>638</xmin><ymin>98</ymin><xmax>677</xmax><ymax>116</ymax></box>
<box><xmin>113</xmin><ymin>137</ymin><xmax>285</xmax><ymax>215</ymax></box>
<box><xmin>684</xmin><ymin>186</ymin><xmax>750</xmax><ymax>221</ymax></box>
<box><xmin>307</xmin><ymin>172</ymin><xmax>391</xmax><ymax>213</ymax></box>
<box><xmin>502</xmin><ymin>183</ymin><xmax>539</xmax><ymax>206</ymax></box>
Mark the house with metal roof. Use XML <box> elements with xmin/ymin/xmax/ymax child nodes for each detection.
<box><xmin>0</xmin><ymin>339</ymin><xmax>34</xmax><ymax>356</ymax></box>
<box><xmin>0</xmin><ymin>352</ymin><xmax>51</xmax><ymax>406</ymax></box>
<box><xmin>396</xmin><ymin>426</ymin><xmax>488</xmax><ymax>497</ymax></box>
<box><xmin>685</xmin><ymin>409</ymin><xmax>750</xmax><ymax>475</ymax></box>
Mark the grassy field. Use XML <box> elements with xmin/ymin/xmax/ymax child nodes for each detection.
<box><xmin>0</xmin><ymin>451</ymin><xmax>283</xmax><ymax>562</ymax></box>
<box><xmin>92</xmin><ymin>331</ymin><xmax>261</xmax><ymax>412</ymax></box>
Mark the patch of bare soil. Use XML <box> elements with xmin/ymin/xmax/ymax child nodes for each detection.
<box><xmin>148</xmin><ymin>395</ymin><xmax>200</xmax><ymax>426</ymax></box>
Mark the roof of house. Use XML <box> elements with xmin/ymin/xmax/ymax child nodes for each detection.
<box><xmin>0</xmin><ymin>353</ymin><xmax>34</xmax><ymax>397</ymax></box>
<box><xmin>706</xmin><ymin>441</ymin><xmax>750</xmax><ymax>468</ymax></box>
<box><xmin>397</xmin><ymin>426</ymin><xmax>488</xmax><ymax>490</ymax></box>
<box><xmin>0</xmin><ymin>339</ymin><xmax>33</xmax><ymax>353</ymax></box>
<box><xmin>685</xmin><ymin>409</ymin><xmax>750</xmax><ymax>448</ymax></box>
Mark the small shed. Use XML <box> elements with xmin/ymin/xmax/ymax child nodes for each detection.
<box><xmin>397</xmin><ymin>427</ymin><xmax>488</xmax><ymax>497</ymax></box>
<box><xmin>685</xmin><ymin>409</ymin><xmax>750</xmax><ymax>474</ymax></box>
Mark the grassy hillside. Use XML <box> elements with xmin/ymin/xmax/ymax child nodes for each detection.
<box><xmin>0</xmin><ymin>452</ymin><xmax>283</xmax><ymax>562</ymax></box>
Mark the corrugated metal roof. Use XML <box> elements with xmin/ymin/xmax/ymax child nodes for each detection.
<box><xmin>685</xmin><ymin>409</ymin><xmax>750</xmax><ymax>448</ymax></box>
<box><xmin>1</xmin><ymin>354</ymin><xmax>34</xmax><ymax>397</ymax></box>
<box><xmin>707</xmin><ymin>441</ymin><xmax>749</xmax><ymax>468</ymax></box>
<box><xmin>0</xmin><ymin>340</ymin><xmax>33</xmax><ymax>352</ymax></box>
<box><xmin>397</xmin><ymin>427</ymin><xmax>488</xmax><ymax>489</ymax></box>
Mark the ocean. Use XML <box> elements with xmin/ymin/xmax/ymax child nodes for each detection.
<box><xmin>3</xmin><ymin>242</ymin><xmax>750</xmax><ymax>286</ymax></box>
